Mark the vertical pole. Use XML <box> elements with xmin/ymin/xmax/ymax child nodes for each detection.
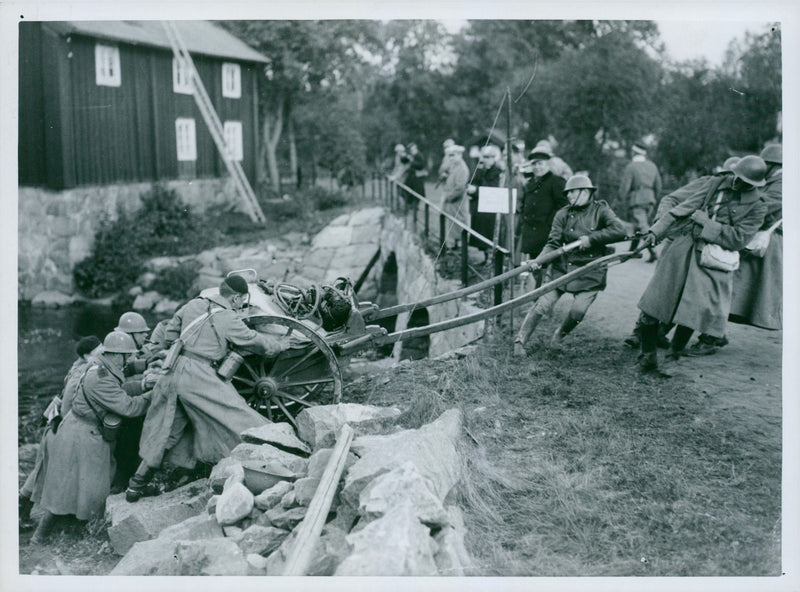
<box><xmin>505</xmin><ymin>87</ymin><xmax>515</xmax><ymax>333</ymax></box>
<box><xmin>412</xmin><ymin>202</ymin><xmax>418</xmax><ymax>230</ymax></box>
<box><xmin>424</xmin><ymin>203</ymin><xmax>430</xmax><ymax>241</ymax></box>
<box><xmin>439</xmin><ymin>214</ymin><xmax>446</xmax><ymax>251</ymax></box>
<box><xmin>493</xmin><ymin>248</ymin><xmax>504</xmax><ymax>306</ymax></box>
<box><xmin>461</xmin><ymin>229</ymin><xmax>469</xmax><ymax>286</ymax></box>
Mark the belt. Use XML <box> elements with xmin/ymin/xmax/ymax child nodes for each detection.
<box><xmin>180</xmin><ymin>350</ymin><xmax>219</xmax><ymax>367</ymax></box>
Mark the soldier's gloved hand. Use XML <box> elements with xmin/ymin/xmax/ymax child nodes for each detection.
<box><xmin>690</xmin><ymin>210</ymin><xmax>711</xmax><ymax>226</ymax></box>
<box><xmin>527</xmin><ymin>260</ymin><xmax>542</xmax><ymax>272</ymax></box>
<box><xmin>578</xmin><ymin>235</ymin><xmax>591</xmax><ymax>249</ymax></box>
<box><xmin>142</xmin><ymin>370</ymin><xmax>161</xmax><ymax>390</ymax></box>
<box><xmin>640</xmin><ymin>232</ymin><xmax>657</xmax><ymax>248</ymax></box>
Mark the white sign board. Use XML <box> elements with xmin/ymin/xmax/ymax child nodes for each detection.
<box><xmin>478</xmin><ymin>187</ymin><xmax>517</xmax><ymax>214</ymax></box>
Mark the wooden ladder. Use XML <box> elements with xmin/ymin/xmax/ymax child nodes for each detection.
<box><xmin>162</xmin><ymin>21</ymin><xmax>267</xmax><ymax>224</ymax></box>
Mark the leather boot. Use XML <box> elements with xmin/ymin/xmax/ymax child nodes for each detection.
<box><xmin>125</xmin><ymin>465</ymin><xmax>158</xmax><ymax>503</ymax></box>
<box><xmin>647</xmin><ymin>247</ymin><xmax>658</xmax><ymax>263</ymax></box>
<box><xmin>31</xmin><ymin>510</ymin><xmax>55</xmax><ymax>545</ymax></box>
<box><xmin>515</xmin><ymin>311</ymin><xmax>543</xmax><ymax>354</ymax></box>
<box><xmin>552</xmin><ymin>316</ymin><xmax>580</xmax><ymax>347</ymax></box>
<box><xmin>19</xmin><ymin>494</ymin><xmax>33</xmax><ymax>522</ymax></box>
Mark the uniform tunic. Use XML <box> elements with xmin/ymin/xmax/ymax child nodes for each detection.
<box><xmin>518</xmin><ymin>172</ymin><xmax>567</xmax><ymax>257</ymax></box>
<box><xmin>638</xmin><ymin>175</ymin><xmax>766</xmax><ymax>337</ymax></box>
<box><xmin>619</xmin><ymin>158</ymin><xmax>663</xmax><ymax>233</ymax></box>
<box><xmin>138</xmin><ymin>294</ymin><xmax>283</xmax><ymax>469</ymax></box>
<box><xmin>38</xmin><ymin>355</ymin><xmax>150</xmax><ymax>519</ymax></box>
<box><xmin>539</xmin><ymin>200</ymin><xmax>627</xmax><ymax>292</ymax></box>
<box><xmin>729</xmin><ymin>168</ymin><xmax>782</xmax><ymax>329</ymax></box>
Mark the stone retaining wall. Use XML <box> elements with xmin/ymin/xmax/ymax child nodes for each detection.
<box><xmin>18</xmin><ymin>178</ymin><xmax>236</xmax><ymax>300</ymax></box>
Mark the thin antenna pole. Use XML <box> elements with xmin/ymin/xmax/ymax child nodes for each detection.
<box><xmin>506</xmin><ymin>87</ymin><xmax>515</xmax><ymax>333</ymax></box>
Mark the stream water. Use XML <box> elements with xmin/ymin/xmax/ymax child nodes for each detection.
<box><xmin>17</xmin><ymin>304</ymin><xmax>166</xmax><ymax>421</ymax></box>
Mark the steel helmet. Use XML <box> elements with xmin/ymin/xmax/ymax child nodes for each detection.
<box><xmin>732</xmin><ymin>155</ymin><xmax>767</xmax><ymax>188</ymax></box>
<box><xmin>103</xmin><ymin>331</ymin><xmax>139</xmax><ymax>354</ymax></box>
<box><xmin>721</xmin><ymin>156</ymin><xmax>741</xmax><ymax>172</ymax></box>
<box><xmin>563</xmin><ymin>174</ymin><xmax>596</xmax><ymax>193</ymax></box>
<box><xmin>759</xmin><ymin>144</ymin><xmax>782</xmax><ymax>165</ymax></box>
<box><xmin>115</xmin><ymin>311</ymin><xmax>150</xmax><ymax>334</ymax></box>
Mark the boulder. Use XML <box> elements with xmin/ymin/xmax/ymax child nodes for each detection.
<box><xmin>157</xmin><ymin>513</ymin><xmax>224</xmax><ymax>542</ymax></box>
<box><xmin>292</xmin><ymin>448</ymin><xmax>358</xmax><ymax>506</ymax></box>
<box><xmin>296</xmin><ymin>403</ymin><xmax>402</xmax><ymax>449</ymax></box>
<box><xmin>136</xmin><ymin>272</ymin><xmax>157</xmax><ymax>289</ymax></box>
<box><xmin>349</xmin><ymin>207</ymin><xmax>384</xmax><ymax>227</ymax></box>
<box><xmin>31</xmin><ymin>291</ymin><xmax>75</xmax><ymax>308</ymax></box>
<box><xmin>311</xmin><ymin>225</ymin><xmax>353</xmax><ymax>249</ymax></box>
<box><xmin>342</xmin><ymin>409</ymin><xmax>463</xmax><ymax>508</ymax></box>
<box><xmin>306</xmin><ymin>525</ymin><xmax>352</xmax><ymax>576</ymax></box>
<box><xmin>358</xmin><ymin>461</ymin><xmax>450</xmax><ymax>527</ymax></box>
<box><xmin>222</xmin><ymin>525</ymin><xmax>244</xmax><ymax>540</ymax></box>
<box><xmin>237</xmin><ymin>524</ymin><xmax>290</xmax><ymax>556</ymax></box>
<box><xmin>240</xmin><ymin>422</ymin><xmax>311</xmax><ymax>455</ymax></box>
<box><xmin>230</xmin><ymin>442</ymin><xmax>308</xmax><ymax>476</ymax></box>
<box><xmin>254</xmin><ymin>480</ymin><xmax>294</xmax><ymax>511</ymax></box>
<box><xmin>105</xmin><ymin>479</ymin><xmax>212</xmax><ymax>555</ymax></box>
<box><xmin>153</xmin><ymin>298</ymin><xmax>181</xmax><ymax>314</ymax></box>
<box><xmin>111</xmin><ymin>537</ymin><xmax>249</xmax><ymax>576</ymax></box>
<box><xmin>205</xmin><ymin>495</ymin><xmax>219</xmax><ymax>515</ymax></box>
<box><xmin>223</xmin><ymin>466</ymin><xmax>246</xmax><ymax>491</ymax></box>
<box><xmin>280</xmin><ymin>489</ymin><xmax>297</xmax><ymax>509</ymax></box>
<box><xmin>246</xmin><ymin>553</ymin><xmax>268</xmax><ymax>575</ymax></box>
<box><xmin>265</xmin><ymin>506</ymin><xmax>306</xmax><ymax>530</ymax></box>
<box><xmin>433</xmin><ymin>506</ymin><xmax>473</xmax><ymax>576</ymax></box>
<box><xmin>209</xmin><ymin>457</ymin><xmax>244</xmax><ymax>494</ymax></box>
<box><xmin>132</xmin><ymin>290</ymin><xmax>161</xmax><ymax>311</ymax></box>
<box><xmin>215</xmin><ymin>482</ymin><xmax>254</xmax><ymax>526</ymax></box>
<box><xmin>334</xmin><ymin>501</ymin><xmax>438</xmax><ymax>576</ymax></box>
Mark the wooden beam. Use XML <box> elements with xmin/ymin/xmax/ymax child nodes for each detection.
<box><xmin>282</xmin><ymin>424</ymin><xmax>354</xmax><ymax>576</ymax></box>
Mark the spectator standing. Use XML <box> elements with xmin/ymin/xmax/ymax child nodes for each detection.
<box><xmin>440</xmin><ymin>144</ymin><xmax>470</xmax><ymax>249</ymax></box>
<box><xmin>516</xmin><ymin>144</ymin><xmax>568</xmax><ymax>285</ymax></box>
<box><xmin>531</xmin><ymin>139</ymin><xmax>573</xmax><ymax>180</ymax></box>
<box><xmin>619</xmin><ymin>142</ymin><xmax>662</xmax><ymax>262</ymax></box>
<box><xmin>403</xmin><ymin>142</ymin><xmax>428</xmax><ymax>206</ymax></box>
<box><xmin>467</xmin><ymin>144</ymin><xmax>503</xmax><ymax>256</ymax></box>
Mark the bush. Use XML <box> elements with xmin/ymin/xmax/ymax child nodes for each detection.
<box><xmin>149</xmin><ymin>260</ymin><xmax>202</xmax><ymax>301</ymax></box>
<box><xmin>306</xmin><ymin>186</ymin><xmax>350</xmax><ymax>210</ymax></box>
<box><xmin>73</xmin><ymin>184</ymin><xmax>221</xmax><ymax>298</ymax></box>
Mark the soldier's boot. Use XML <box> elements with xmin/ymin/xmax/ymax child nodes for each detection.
<box><xmin>125</xmin><ymin>464</ymin><xmax>158</xmax><ymax>503</ymax></box>
<box><xmin>552</xmin><ymin>316</ymin><xmax>581</xmax><ymax>347</ymax></box>
<box><xmin>19</xmin><ymin>493</ymin><xmax>33</xmax><ymax>522</ymax></box>
<box><xmin>647</xmin><ymin>247</ymin><xmax>658</xmax><ymax>263</ymax></box>
<box><xmin>656</xmin><ymin>323</ymin><xmax>673</xmax><ymax>349</ymax></box>
<box><xmin>629</xmin><ymin>238</ymin><xmax>643</xmax><ymax>258</ymax></box>
<box><xmin>638</xmin><ymin>322</ymin><xmax>668</xmax><ymax>376</ymax></box>
<box><xmin>667</xmin><ymin>325</ymin><xmax>694</xmax><ymax>360</ymax></box>
<box><xmin>514</xmin><ymin>312</ymin><xmax>543</xmax><ymax>356</ymax></box>
<box><xmin>30</xmin><ymin>510</ymin><xmax>55</xmax><ymax>545</ymax></box>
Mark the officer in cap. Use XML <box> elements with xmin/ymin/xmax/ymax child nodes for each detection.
<box><xmin>127</xmin><ymin>275</ymin><xmax>290</xmax><ymax>502</ymax></box>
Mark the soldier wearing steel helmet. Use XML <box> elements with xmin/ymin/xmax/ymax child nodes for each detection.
<box><xmin>635</xmin><ymin>155</ymin><xmax>768</xmax><ymax>374</ymax></box>
<box><xmin>514</xmin><ymin>174</ymin><xmax>627</xmax><ymax>355</ymax></box>
<box><xmin>31</xmin><ymin>331</ymin><xmax>153</xmax><ymax>544</ymax></box>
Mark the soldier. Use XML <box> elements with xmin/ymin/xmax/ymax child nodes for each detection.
<box><xmin>514</xmin><ymin>175</ymin><xmax>627</xmax><ymax>355</ymax></box>
<box><xmin>31</xmin><ymin>332</ymin><xmax>153</xmax><ymax>544</ymax></box>
<box><xmin>635</xmin><ymin>156</ymin><xmax>767</xmax><ymax>374</ymax></box>
<box><xmin>618</xmin><ymin>142</ymin><xmax>662</xmax><ymax>262</ymax></box>
<box><xmin>126</xmin><ymin>275</ymin><xmax>290</xmax><ymax>502</ymax></box>
<box><xmin>19</xmin><ymin>336</ymin><xmax>102</xmax><ymax>524</ymax></box>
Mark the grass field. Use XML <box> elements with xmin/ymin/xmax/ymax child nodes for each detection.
<box><xmin>346</xmin><ymin>322</ymin><xmax>782</xmax><ymax>577</ymax></box>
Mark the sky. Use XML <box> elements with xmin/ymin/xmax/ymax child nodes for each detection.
<box><xmin>655</xmin><ymin>20</ymin><xmax>764</xmax><ymax>65</ymax></box>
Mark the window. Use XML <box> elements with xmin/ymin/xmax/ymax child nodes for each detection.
<box><xmin>175</xmin><ymin>118</ymin><xmax>197</xmax><ymax>161</ymax></box>
<box><xmin>95</xmin><ymin>44</ymin><xmax>121</xmax><ymax>87</ymax></box>
<box><xmin>221</xmin><ymin>62</ymin><xmax>241</xmax><ymax>98</ymax></box>
<box><xmin>172</xmin><ymin>57</ymin><xmax>193</xmax><ymax>94</ymax></box>
<box><xmin>223</xmin><ymin>121</ymin><xmax>243</xmax><ymax>161</ymax></box>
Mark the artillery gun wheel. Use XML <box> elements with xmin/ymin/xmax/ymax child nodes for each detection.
<box><xmin>233</xmin><ymin>315</ymin><xmax>342</xmax><ymax>428</ymax></box>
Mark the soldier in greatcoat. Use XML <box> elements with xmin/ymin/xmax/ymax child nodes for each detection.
<box><xmin>618</xmin><ymin>142</ymin><xmax>662</xmax><ymax>262</ymax></box>
<box><xmin>31</xmin><ymin>332</ymin><xmax>153</xmax><ymax>543</ymax></box>
<box><xmin>635</xmin><ymin>156</ymin><xmax>768</xmax><ymax>373</ymax></box>
<box><xmin>126</xmin><ymin>275</ymin><xmax>289</xmax><ymax>502</ymax></box>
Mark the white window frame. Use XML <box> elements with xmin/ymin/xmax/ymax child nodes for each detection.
<box><xmin>221</xmin><ymin>62</ymin><xmax>241</xmax><ymax>99</ymax></box>
<box><xmin>95</xmin><ymin>44</ymin><xmax>121</xmax><ymax>87</ymax></box>
<box><xmin>172</xmin><ymin>57</ymin><xmax>193</xmax><ymax>95</ymax></box>
<box><xmin>175</xmin><ymin>118</ymin><xmax>197</xmax><ymax>162</ymax></box>
<box><xmin>223</xmin><ymin>121</ymin><xmax>243</xmax><ymax>161</ymax></box>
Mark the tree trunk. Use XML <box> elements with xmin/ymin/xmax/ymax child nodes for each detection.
<box><xmin>262</xmin><ymin>99</ymin><xmax>285</xmax><ymax>194</ymax></box>
<box><xmin>288</xmin><ymin>116</ymin><xmax>299</xmax><ymax>190</ymax></box>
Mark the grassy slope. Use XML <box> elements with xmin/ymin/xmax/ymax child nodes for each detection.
<box><xmin>346</xmin><ymin>321</ymin><xmax>781</xmax><ymax>577</ymax></box>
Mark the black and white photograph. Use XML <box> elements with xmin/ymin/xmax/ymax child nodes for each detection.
<box><xmin>1</xmin><ymin>1</ymin><xmax>798</xmax><ymax>590</ymax></box>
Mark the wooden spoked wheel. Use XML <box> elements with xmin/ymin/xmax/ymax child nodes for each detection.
<box><xmin>233</xmin><ymin>315</ymin><xmax>342</xmax><ymax>428</ymax></box>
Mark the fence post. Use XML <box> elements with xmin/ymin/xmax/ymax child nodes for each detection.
<box><xmin>461</xmin><ymin>229</ymin><xmax>469</xmax><ymax>286</ymax></box>
<box><xmin>439</xmin><ymin>214</ymin><xmax>447</xmax><ymax>251</ymax></box>
<box><xmin>424</xmin><ymin>203</ymin><xmax>430</xmax><ymax>241</ymax></box>
<box><xmin>493</xmin><ymin>248</ymin><xmax>504</xmax><ymax>306</ymax></box>
<box><xmin>412</xmin><ymin>202</ymin><xmax>418</xmax><ymax>229</ymax></box>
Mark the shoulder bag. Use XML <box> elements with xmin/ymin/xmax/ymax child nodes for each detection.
<box><xmin>699</xmin><ymin>191</ymin><xmax>739</xmax><ymax>272</ymax></box>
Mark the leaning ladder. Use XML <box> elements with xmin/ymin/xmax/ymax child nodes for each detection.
<box><xmin>162</xmin><ymin>21</ymin><xmax>267</xmax><ymax>224</ymax></box>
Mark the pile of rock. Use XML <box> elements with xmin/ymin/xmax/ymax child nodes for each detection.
<box><xmin>107</xmin><ymin>404</ymin><xmax>472</xmax><ymax>576</ymax></box>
